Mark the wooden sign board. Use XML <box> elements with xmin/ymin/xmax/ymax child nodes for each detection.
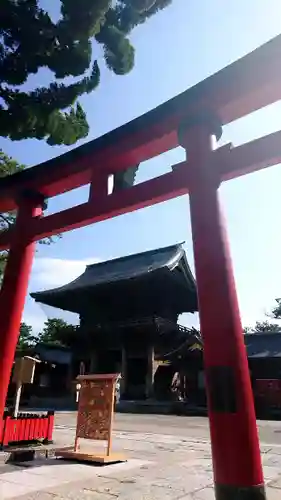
<box><xmin>76</xmin><ymin>375</ymin><xmax>115</xmax><ymax>442</ymax></box>
<box><xmin>13</xmin><ymin>356</ymin><xmax>40</xmax><ymax>385</ymax></box>
<box><xmin>12</xmin><ymin>356</ymin><xmax>41</xmax><ymax>417</ymax></box>
<box><xmin>56</xmin><ymin>374</ymin><xmax>126</xmax><ymax>465</ymax></box>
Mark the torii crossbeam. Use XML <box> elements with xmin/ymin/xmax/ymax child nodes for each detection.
<box><xmin>1</xmin><ymin>34</ymin><xmax>281</xmax><ymax>500</ymax></box>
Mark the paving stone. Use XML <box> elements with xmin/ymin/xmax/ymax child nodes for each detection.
<box><xmin>86</xmin><ymin>478</ymin><xmax>142</xmax><ymax>497</ymax></box>
<box><xmin>39</xmin><ymin>478</ymin><xmax>119</xmax><ymax>500</ymax></box>
<box><xmin>4</xmin><ymin>428</ymin><xmax>281</xmax><ymax>499</ymax></box>
<box><xmin>268</xmin><ymin>476</ymin><xmax>281</xmax><ymax>488</ymax></box>
<box><xmin>192</xmin><ymin>487</ymin><xmax>215</xmax><ymax>499</ymax></box>
<box><xmin>16</xmin><ymin>493</ymin><xmax>64</xmax><ymax>500</ymax></box>
<box><xmin>73</xmin><ymin>493</ymin><xmax>117</xmax><ymax>500</ymax></box>
<box><xmin>42</xmin><ymin>471</ymin><xmax>212</xmax><ymax>500</ymax></box>
<box><xmin>16</xmin><ymin>459</ymin><xmax>101</xmax><ymax>480</ymax></box>
<box><xmin>0</xmin><ymin>480</ymin><xmax>31</xmax><ymax>499</ymax></box>
<box><xmin>263</xmin><ymin>454</ymin><xmax>281</xmax><ymax>467</ymax></box>
<box><xmin>18</xmin><ymin>489</ymin><xmax>114</xmax><ymax>500</ymax></box>
<box><xmin>262</xmin><ymin>466</ymin><xmax>281</xmax><ymax>482</ymax></box>
<box><xmin>267</xmin><ymin>486</ymin><xmax>281</xmax><ymax>500</ymax></box>
<box><xmin>123</xmin><ymin>441</ymin><xmax>160</xmax><ymax>452</ymax></box>
<box><xmin>260</xmin><ymin>446</ymin><xmax>274</xmax><ymax>454</ymax></box>
<box><xmin>143</xmin><ymin>471</ymin><xmax>212</xmax><ymax>493</ymax></box>
<box><xmin>119</xmin><ymin>484</ymin><xmax>190</xmax><ymax>499</ymax></box>
<box><xmin>181</xmin><ymin>458</ymin><xmax>213</xmax><ymax>473</ymax></box>
<box><xmin>264</xmin><ymin>447</ymin><xmax>281</xmax><ymax>456</ymax></box>
<box><xmin>174</xmin><ymin>497</ymin><xmax>192</xmax><ymax>500</ymax></box>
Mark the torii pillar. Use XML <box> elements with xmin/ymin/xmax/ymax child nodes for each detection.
<box><xmin>0</xmin><ymin>192</ymin><xmax>44</xmax><ymax>419</ymax></box>
<box><xmin>179</xmin><ymin>115</ymin><xmax>265</xmax><ymax>500</ymax></box>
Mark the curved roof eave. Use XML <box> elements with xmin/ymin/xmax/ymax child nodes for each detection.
<box><xmin>30</xmin><ymin>243</ymin><xmax>196</xmax><ymax>305</ymax></box>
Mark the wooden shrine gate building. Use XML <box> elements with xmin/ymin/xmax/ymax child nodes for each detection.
<box><xmin>31</xmin><ymin>243</ymin><xmax>201</xmax><ymax>401</ymax></box>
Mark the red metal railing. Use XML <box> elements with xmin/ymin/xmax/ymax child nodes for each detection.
<box><xmin>0</xmin><ymin>411</ymin><xmax>54</xmax><ymax>447</ymax></box>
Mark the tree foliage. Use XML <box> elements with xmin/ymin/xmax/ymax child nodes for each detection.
<box><xmin>37</xmin><ymin>318</ymin><xmax>78</xmax><ymax>347</ymax></box>
<box><xmin>0</xmin><ymin>1</ymin><xmax>174</xmax><ymax>281</ymax></box>
<box><xmin>1</xmin><ymin>0</ymin><xmax>172</xmax><ymax>146</ymax></box>
<box><xmin>16</xmin><ymin>318</ymin><xmax>79</xmax><ymax>352</ymax></box>
<box><xmin>17</xmin><ymin>322</ymin><xmax>36</xmax><ymax>351</ymax></box>
<box><xmin>0</xmin><ymin>151</ymin><xmax>24</xmax><ymax>281</ymax></box>
<box><xmin>271</xmin><ymin>298</ymin><xmax>281</xmax><ymax>320</ymax></box>
<box><xmin>244</xmin><ymin>320</ymin><xmax>281</xmax><ymax>334</ymax></box>
<box><xmin>243</xmin><ymin>299</ymin><xmax>281</xmax><ymax>334</ymax></box>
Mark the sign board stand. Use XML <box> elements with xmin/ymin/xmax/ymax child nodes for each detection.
<box><xmin>56</xmin><ymin>374</ymin><xmax>126</xmax><ymax>464</ymax></box>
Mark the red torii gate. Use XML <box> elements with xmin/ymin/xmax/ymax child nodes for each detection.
<box><xmin>1</xmin><ymin>34</ymin><xmax>281</xmax><ymax>499</ymax></box>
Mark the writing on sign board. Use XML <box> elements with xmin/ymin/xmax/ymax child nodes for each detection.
<box><xmin>76</xmin><ymin>378</ymin><xmax>114</xmax><ymax>441</ymax></box>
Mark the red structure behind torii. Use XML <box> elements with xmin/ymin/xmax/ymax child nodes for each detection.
<box><xmin>1</xmin><ymin>35</ymin><xmax>281</xmax><ymax>499</ymax></box>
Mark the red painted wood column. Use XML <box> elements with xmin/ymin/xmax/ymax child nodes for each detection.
<box><xmin>179</xmin><ymin>115</ymin><xmax>265</xmax><ymax>500</ymax></box>
<box><xmin>0</xmin><ymin>192</ymin><xmax>44</xmax><ymax>420</ymax></box>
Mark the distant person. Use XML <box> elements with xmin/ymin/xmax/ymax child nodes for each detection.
<box><xmin>115</xmin><ymin>375</ymin><xmax>121</xmax><ymax>407</ymax></box>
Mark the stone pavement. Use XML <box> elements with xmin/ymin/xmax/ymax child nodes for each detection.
<box><xmin>0</xmin><ymin>430</ymin><xmax>281</xmax><ymax>499</ymax></box>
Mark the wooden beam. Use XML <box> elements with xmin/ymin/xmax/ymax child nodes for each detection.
<box><xmin>25</xmin><ymin>130</ymin><xmax>281</xmax><ymax>241</ymax></box>
<box><xmin>1</xmin><ymin>129</ymin><xmax>281</xmax><ymax>251</ymax></box>
<box><xmin>29</xmin><ymin>166</ymin><xmax>189</xmax><ymax>242</ymax></box>
<box><xmin>0</xmin><ymin>169</ymin><xmax>186</xmax><ymax>251</ymax></box>
<box><xmin>1</xmin><ymin>35</ymin><xmax>281</xmax><ymax>212</ymax></box>
<box><xmin>219</xmin><ymin>129</ymin><xmax>281</xmax><ymax>181</ymax></box>
<box><xmin>172</xmin><ymin>130</ymin><xmax>281</xmax><ymax>185</ymax></box>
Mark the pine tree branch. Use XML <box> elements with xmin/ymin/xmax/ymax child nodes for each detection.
<box><xmin>0</xmin><ymin>0</ymin><xmax>174</xmax><ymax>144</ymax></box>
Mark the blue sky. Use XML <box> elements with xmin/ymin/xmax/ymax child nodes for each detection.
<box><xmin>1</xmin><ymin>0</ymin><xmax>281</xmax><ymax>331</ymax></box>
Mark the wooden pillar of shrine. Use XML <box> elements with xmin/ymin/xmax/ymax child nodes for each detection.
<box><xmin>120</xmin><ymin>348</ymin><xmax>127</xmax><ymax>399</ymax></box>
<box><xmin>146</xmin><ymin>345</ymin><xmax>154</xmax><ymax>399</ymax></box>
<box><xmin>89</xmin><ymin>352</ymin><xmax>97</xmax><ymax>374</ymax></box>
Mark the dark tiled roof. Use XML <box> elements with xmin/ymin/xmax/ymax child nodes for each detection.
<box><xmin>30</xmin><ymin>243</ymin><xmax>197</xmax><ymax>310</ymax></box>
<box><xmin>33</xmin><ymin>344</ymin><xmax>72</xmax><ymax>365</ymax></box>
<box><xmin>245</xmin><ymin>333</ymin><xmax>281</xmax><ymax>358</ymax></box>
